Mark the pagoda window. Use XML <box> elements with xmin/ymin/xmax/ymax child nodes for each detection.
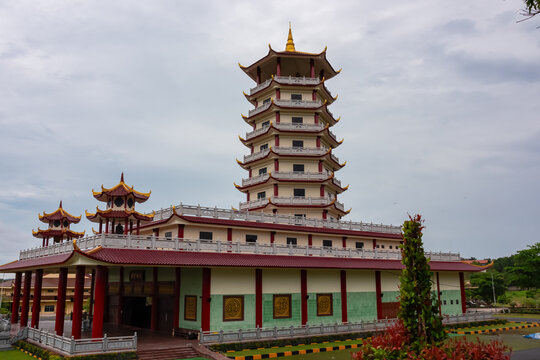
<box><xmin>292</xmin><ymin>140</ymin><xmax>303</xmax><ymax>148</ymax></box>
<box><xmin>115</xmin><ymin>224</ymin><xmax>123</xmax><ymax>234</ymax></box>
<box><xmin>44</xmin><ymin>305</ymin><xmax>55</xmax><ymax>312</ymax></box>
<box><xmin>292</xmin><ymin>117</ymin><xmax>303</xmax><ymax>124</ymax></box>
<box><xmin>291</xmin><ymin>94</ymin><xmax>302</xmax><ymax>101</ymax></box>
<box><xmin>262</xmin><ymin>120</ymin><xmax>270</xmax><ymax>128</ymax></box>
<box><xmin>200</xmin><ymin>231</ymin><xmax>213</xmax><ymax>240</ymax></box>
<box><xmin>127</xmin><ymin>197</ymin><xmax>134</xmax><ymax>208</ymax></box>
<box><xmin>356</xmin><ymin>242</ymin><xmax>364</xmax><ymax>249</ymax></box>
<box><xmin>257</xmin><ymin>191</ymin><xmax>266</xmax><ymax>199</ymax></box>
<box><xmin>246</xmin><ymin>235</ymin><xmax>257</xmax><ymax>243</ymax></box>
<box><xmin>263</xmin><ymin>98</ymin><xmax>271</xmax><ymax>105</ymax></box>
<box><xmin>293</xmin><ymin>164</ymin><xmax>304</xmax><ymax>173</ymax></box>
<box><xmin>53</xmin><ymin>220</ymin><xmax>61</xmax><ymax>227</ymax></box>
<box><xmin>260</xmin><ymin>144</ymin><xmax>269</xmax><ymax>151</ymax></box>
<box><xmin>294</xmin><ymin>214</ymin><xmax>306</xmax><ymax>219</ymax></box>
<box><xmin>322</xmin><ymin>240</ymin><xmax>333</xmax><ymax>248</ymax></box>
<box><xmin>114</xmin><ymin>197</ymin><xmax>124</xmax><ymax>207</ymax></box>
<box><xmin>286</xmin><ymin>237</ymin><xmax>297</xmax><ymax>246</ymax></box>
<box><xmin>293</xmin><ymin>188</ymin><xmax>305</xmax><ymax>198</ymax></box>
<box><xmin>259</xmin><ymin>168</ymin><xmax>267</xmax><ymax>175</ymax></box>
<box><xmin>165</xmin><ymin>231</ymin><xmax>172</xmax><ymax>238</ymax></box>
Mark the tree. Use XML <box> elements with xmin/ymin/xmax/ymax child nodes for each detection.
<box><xmin>507</xmin><ymin>243</ymin><xmax>540</xmax><ymax>289</ymax></box>
<box><xmin>520</xmin><ymin>1</ymin><xmax>540</xmax><ymax>22</ymax></box>
<box><xmin>398</xmin><ymin>214</ymin><xmax>446</xmax><ymax>347</ymax></box>
<box><xmin>469</xmin><ymin>271</ymin><xmax>506</xmax><ymax>303</ymax></box>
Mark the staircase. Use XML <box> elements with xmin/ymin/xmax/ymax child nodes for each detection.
<box><xmin>137</xmin><ymin>345</ymin><xmax>203</xmax><ymax>360</ymax></box>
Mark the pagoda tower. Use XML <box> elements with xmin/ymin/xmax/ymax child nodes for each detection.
<box><xmin>236</xmin><ymin>26</ymin><xmax>350</xmax><ymax>220</ymax></box>
<box><xmin>33</xmin><ymin>201</ymin><xmax>85</xmax><ymax>247</ymax></box>
<box><xmin>86</xmin><ymin>173</ymin><xmax>154</xmax><ymax>235</ymax></box>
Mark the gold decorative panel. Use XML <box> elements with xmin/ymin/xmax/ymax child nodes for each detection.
<box><xmin>184</xmin><ymin>295</ymin><xmax>197</xmax><ymax>321</ymax></box>
<box><xmin>223</xmin><ymin>295</ymin><xmax>244</xmax><ymax>321</ymax></box>
<box><xmin>316</xmin><ymin>293</ymin><xmax>333</xmax><ymax>316</ymax></box>
<box><xmin>273</xmin><ymin>294</ymin><xmax>291</xmax><ymax>319</ymax></box>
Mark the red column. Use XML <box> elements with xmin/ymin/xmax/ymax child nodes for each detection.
<box><xmin>11</xmin><ymin>272</ymin><xmax>22</xmax><ymax>324</ymax></box>
<box><xmin>20</xmin><ymin>270</ymin><xmax>31</xmax><ymax>327</ymax></box>
<box><xmin>89</xmin><ymin>269</ymin><xmax>95</xmax><ymax>317</ymax></box>
<box><xmin>276</xmin><ymin>57</ymin><xmax>281</xmax><ymax>76</ymax></box>
<box><xmin>301</xmin><ymin>270</ymin><xmax>308</xmax><ymax>326</ymax></box>
<box><xmin>151</xmin><ymin>267</ymin><xmax>159</xmax><ymax>331</ymax></box>
<box><xmin>342</xmin><ymin>236</ymin><xmax>347</xmax><ymax>248</ymax></box>
<box><xmin>320</xmin><ymin>185</ymin><xmax>325</xmax><ymax>197</ymax></box>
<box><xmin>248</xmin><ymin>168</ymin><xmax>252</xmax><ymax>177</ymax></box>
<box><xmin>274</xmin><ymin>159</ymin><xmax>279</xmax><ymax>171</ymax></box>
<box><xmin>341</xmin><ymin>270</ymin><xmax>347</xmax><ymax>323</ymax></box>
<box><xmin>154</xmin><ymin>228</ymin><xmax>160</xmax><ymax>237</ymax></box>
<box><xmin>308</xmin><ymin>234</ymin><xmax>312</xmax><ymax>247</ymax></box>
<box><xmin>178</xmin><ymin>224</ymin><xmax>185</xmax><ymax>239</ymax></box>
<box><xmin>72</xmin><ymin>266</ymin><xmax>85</xmax><ymax>339</ymax></box>
<box><xmin>31</xmin><ymin>269</ymin><xmax>43</xmax><ymax>328</ymax></box>
<box><xmin>274</xmin><ymin>184</ymin><xmax>278</xmax><ymax>196</ymax></box>
<box><xmin>247</xmin><ymin>193</ymin><xmax>250</xmax><ymax>201</ymax></box>
<box><xmin>173</xmin><ymin>268</ymin><xmax>181</xmax><ymax>329</ymax></box>
<box><xmin>255</xmin><ymin>269</ymin><xmax>262</xmax><ymax>328</ymax></box>
<box><xmin>436</xmin><ymin>272</ymin><xmax>442</xmax><ymax>316</ymax></box>
<box><xmin>310</xmin><ymin>59</ymin><xmax>315</xmax><ymax>78</ymax></box>
<box><xmin>227</xmin><ymin>228</ymin><xmax>232</xmax><ymax>242</ymax></box>
<box><xmin>55</xmin><ymin>268</ymin><xmax>68</xmax><ymax>335</ymax></box>
<box><xmin>130</xmin><ymin>221</ymin><xmax>133</xmax><ymax>234</ymax></box>
<box><xmin>92</xmin><ymin>266</ymin><xmax>107</xmax><ymax>338</ymax></box>
<box><xmin>117</xmin><ymin>267</ymin><xmax>124</xmax><ymax>325</ymax></box>
<box><xmin>201</xmin><ymin>268</ymin><xmax>211</xmax><ymax>332</ymax></box>
<box><xmin>275</xmin><ymin>111</ymin><xmax>280</xmax><ymax>123</ymax></box>
<box><xmin>375</xmin><ymin>271</ymin><xmax>382</xmax><ymax>320</ymax></box>
<box><xmin>136</xmin><ymin>220</ymin><xmax>140</xmax><ymax>235</ymax></box>
<box><xmin>42</xmin><ymin>238</ymin><xmax>45</xmax><ymax>247</ymax></box>
<box><xmin>270</xmin><ymin>231</ymin><xmax>275</xmax><ymax>244</ymax></box>
<box><xmin>99</xmin><ymin>219</ymin><xmax>103</xmax><ymax>233</ymax></box>
<box><xmin>316</xmin><ymin>136</ymin><xmax>321</xmax><ymax>148</ymax></box>
<box><xmin>276</xmin><ymin>89</ymin><xmax>280</xmax><ymax>100</ymax></box>
<box><xmin>373</xmin><ymin>239</ymin><xmax>377</xmax><ymax>249</ymax></box>
<box><xmin>256</xmin><ymin>66</ymin><xmax>261</xmax><ymax>84</ymax></box>
<box><xmin>318</xmin><ymin>160</ymin><xmax>322</xmax><ymax>172</ymax></box>
<box><xmin>459</xmin><ymin>272</ymin><xmax>466</xmax><ymax>314</ymax></box>
<box><xmin>275</xmin><ymin>135</ymin><xmax>279</xmax><ymax>146</ymax></box>
<box><xmin>105</xmin><ymin>220</ymin><xmax>109</xmax><ymax>234</ymax></box>
<box><xmin>124</xmin><ymin>218</ymin><xmax>128</xmax><ymax>235</ymax></box>
<box><xmin>314</xmin><ymin>113</ymin><xmax>319</xmax><ymax>124</ymax></box>
<box><xmin>322</xmin><ymin>210</ymin><xmax>327</xmax><ymax>220</ymax></box>
<box><xmin>312</xmin><ymin>90</ymin><xmax>317</xmax><ymax>101</ymax></box>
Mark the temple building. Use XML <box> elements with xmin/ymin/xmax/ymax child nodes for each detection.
<box><xmin>0</xmin><ymin>28</ymin><xmax>489</xmax><ymax>347</ymax></box>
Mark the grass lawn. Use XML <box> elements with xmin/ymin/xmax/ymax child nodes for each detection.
<box><xmin>456</xmin><ymin>326</ymin><xmax>540</xmax><ymax>352</ymax></box>
<box><xmin>223</xmin><ymin>339</ymin><xmax>363</xmax><ymax>357</ymax></box>
<box><xmin>0</xmin><ymin>349</ymin><xmax>35</xmax><ymax>360</ymax></box>
<box><xmin>450</xmin><ymin>321</ymin><xmax>527</xmax><ymax>332</ymax></box>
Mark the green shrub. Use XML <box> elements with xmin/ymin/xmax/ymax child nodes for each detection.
<box><xmin>497</xmin><ymin>294</ymin><xmax>509</xmax><ymax>304</ymax></box>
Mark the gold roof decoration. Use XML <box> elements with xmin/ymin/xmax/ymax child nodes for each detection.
<box><xmin>286</xmin><ymin>23</ymin><xmax>296</xmax><ymax>52</ymax></box>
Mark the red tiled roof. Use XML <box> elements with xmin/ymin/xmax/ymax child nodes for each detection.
<box><xmin>88</xmin><ymin>248</ymin><xmax>482</xmax><ymax>272</ymax></box>
<box><xmin>0</xmin><ymin>253</ymin><xmax>74</xmax><ymax>271</ymax></box>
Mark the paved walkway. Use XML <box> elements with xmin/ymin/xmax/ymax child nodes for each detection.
<box><xmin>511</xmin><ymin>348</ymin><xmax>540</xmax><ymax>360</ymax></box>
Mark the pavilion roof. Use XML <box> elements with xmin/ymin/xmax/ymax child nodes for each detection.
<box><xmin>38</xmin><ymin>201</ymin><xmax>81</xmax><ymax>223</ymax></box>
<box><xmin>92</xmin><ymin>173</ymin><xmax>151</xmax><ymax>203</ymax></box>
<box><xmin>32</xmin><ymin>228</ymin><xmax>85</xmax><ymax>239</ymax></box>
<box><xmin>85</xmin><ymin>208</ymin><xmax>154</xmax><ymax>223</ymax></box>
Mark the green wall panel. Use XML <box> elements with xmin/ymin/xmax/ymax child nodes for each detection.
<box><xmin>306</xmin><ymin>292</ymin><xmax>342</xmax><ymax>325</ymax></box>
<box><xmin>261</xmin><ymin>293</ymin><xmax>302</xmax><ymax>328</ymax></box>
<box><xmin>210</xmin><ymin>294</ymin><xmax>256</xmax><ymax>331</ymax></box>
<box><xmin>440</xmin><ymin>290</ymin><xmax>461</xmax><ymax>316</ymax></box>
<box><xmin>346</xmin><ymin>292</ymin><xmax>377</xmax><ymax>322</ymax></box>
<box><xmin>382</xmin><ymin>291</ymin><xmax>400</xmax><ymax>303</ymax></box>
<box><xmin>179</xmin><ymin>268</ymin><xmax>202</xmax><ymax>330</ymax></box>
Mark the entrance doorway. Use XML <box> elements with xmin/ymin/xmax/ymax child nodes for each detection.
<box><xmin>123</xmin><ymin>296</ymin><xmax>151</xmax><ymax>328</ymax></box>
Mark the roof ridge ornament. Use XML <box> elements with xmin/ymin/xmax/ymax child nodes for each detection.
<box><xmin>286</xmin><ymin>22</ymin><xmax>296</xmax><ymax>52</ymax></box>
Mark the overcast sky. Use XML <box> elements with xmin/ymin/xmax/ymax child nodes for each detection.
<box><xmin>1</xmin><ymin>0</ymin><xmax>539</xmax><ymax>266</ymax></box>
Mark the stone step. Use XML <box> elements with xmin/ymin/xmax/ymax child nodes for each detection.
<box><xmin>137</xmin><ymin>346</ymin><xmax>201</xmax><ymax>360</ymax></box>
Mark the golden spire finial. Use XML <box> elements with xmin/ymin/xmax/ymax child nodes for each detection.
<box><xmin>286</xmin><ymin>22</ymin><xmax>296</xmax><ymax>52</ymax></box>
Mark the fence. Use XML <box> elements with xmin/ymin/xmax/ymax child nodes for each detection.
<box><xmin>200</xmin><ymin>312</ymin><xmax>494</xmax><ymax>344</ymax></box>
<box><xmin>15</xmin><ymin>327</ymin><xmax>137</xmax><ymax>355</ymax></box>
